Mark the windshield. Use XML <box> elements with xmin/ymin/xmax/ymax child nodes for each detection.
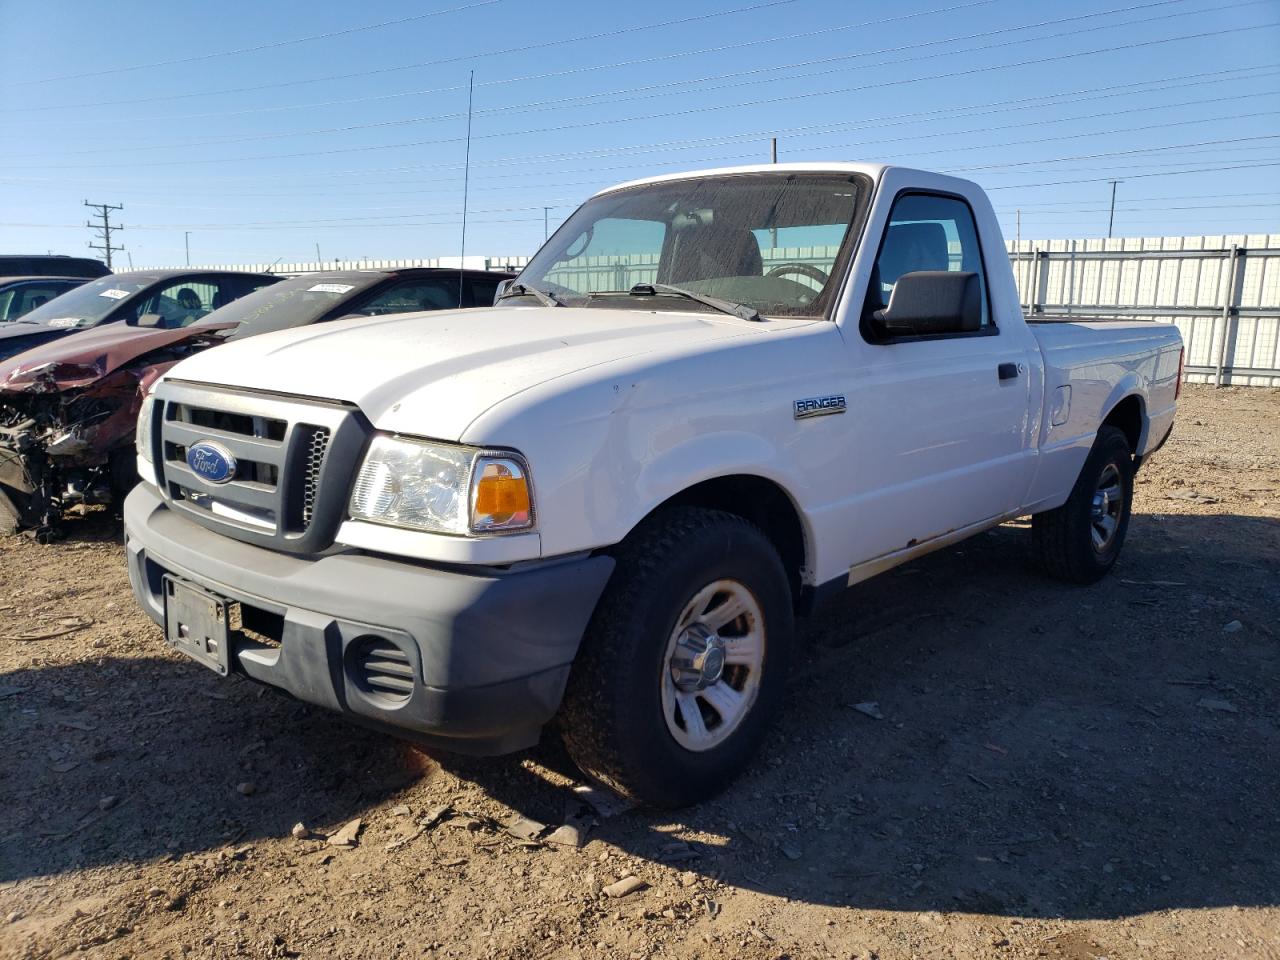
<box><xmin>16</xmin><ymin>274</ymin><xmax>156</xmax><ymax>329</ymax></box>
<box><xmin>511</xmin><ymin>172</ymin><xmax>867</xmax><ymax>319</ymax></box>
<box><xmin>201</xmin><ymin>274</ymin><xmax>380</xmax><ymax>339</ymax></box>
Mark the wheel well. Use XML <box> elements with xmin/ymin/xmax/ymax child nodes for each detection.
<box><xmin>656</xmin><ymin>475</ymin><xmax>808</xmax><ymax>610</ymax></box>
<box><xmin>1102</xmin><ymin>394</ymin><xmax>1144</xmax><ymax>453</ymax></box>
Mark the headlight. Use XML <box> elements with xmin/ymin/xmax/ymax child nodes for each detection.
<box><xmin>135</xmin><ymin>390</ymin><xmax>157</xmax><ymax>464</ymax></box>
<box><xmin>348</xmin><ymin>435</ymin><xmax>534</xmax><ymax>536</ymax></box>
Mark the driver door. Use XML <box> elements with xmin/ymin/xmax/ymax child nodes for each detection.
<box><xmin>842</xmin><ymin>192</ymin><xmax>1033</xmax><ymax>566</ymax></box>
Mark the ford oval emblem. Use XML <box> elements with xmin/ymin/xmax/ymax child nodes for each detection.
<box><xmin>186</xmin><ymin>441</ymin><xmax>237</xmax><ymax>484</ymax></box>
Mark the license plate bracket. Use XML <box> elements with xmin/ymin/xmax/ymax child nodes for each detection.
<box><xmin>162</xmin><ymin>576</ymin><xmax>232</xmax><ymax>676</ymax></box>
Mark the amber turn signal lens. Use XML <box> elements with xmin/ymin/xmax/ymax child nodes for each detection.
<box><xmin>474</xmin><ymin>473</ymin><xmax>531</xmax><ymax>515</ymax></box>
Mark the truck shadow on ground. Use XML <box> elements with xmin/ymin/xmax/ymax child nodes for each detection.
<box><xmin>443</xmin><ymin>510</ymin><xmax>1280</xmax><ymax>920</ymax></box>
<box><xmin>2</xmin><ymin>512</ymin><xmax>1276</xmax><ymax>922</ymax></box>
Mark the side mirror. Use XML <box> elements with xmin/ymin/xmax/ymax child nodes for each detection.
<box><xmin>872</xmin><ymin>271</ymin><xmax>981</xmax><ymax>337</ymax></box>
<box><xmin>493</xmin><ymin>278</ymin><xmax>515</xmax><ymax>304</ymax></box>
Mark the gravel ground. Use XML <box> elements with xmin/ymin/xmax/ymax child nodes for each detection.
<box><xmin>1</xmin><ymin>383</ymin><xmax>1277</xmax><ymax>960</ymax></box>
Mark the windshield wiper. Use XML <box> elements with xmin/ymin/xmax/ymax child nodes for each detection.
<box><xmin>628</xmin><ymin>283</ymin><xmax>762</xmax><ymax>322</ymax></box>
<box><xmin>497</xmin><ymin>282</ymin><xmax>565</xmax><ymax>308</ymax></box>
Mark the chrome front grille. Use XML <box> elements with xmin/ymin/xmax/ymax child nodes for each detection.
<box><xmin>154</xmin><ymin>380</ymin><xmax>366</xmax><ymax>553</ymax></box>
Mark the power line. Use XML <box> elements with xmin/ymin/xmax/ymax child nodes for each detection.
<box><xmin>60</xmin><ymin>191</ymin><xmax>1280</xmax><ymax>218</ymax></box>
<box><xmin>943</xmin><ymin>125</ymin><xmax>1280</xmax><ymax>172</ymax></box>
<box><xmin>995</xmin><ymin>200</ymin><xmax>1280</xmax><ymax>213</ymax></box>
<box><xmin>8</xmin><ymin>0</ymin><xmax>803</xmax><ymax>111</ymax></box>
<box><xmin>7</xmin><ymin>61</ymin><xmax>1269</xmax><ymax>188</ymax></box>
<box><xmin>12</xmin><ymin>0</ymin><xmax>1266</xmax><ymax>162</ymax></box>
<box><xmin>19</xmin><ymin>141</ymin><xmax>1277</xmax><ymax>231</ymax></box>
<box><xmin>84</xmin><ymin>201</ymin><xmax>124</xmax><ymax>269</ymax></box>
<box><xmin>14</xmin><ymin>0</ymin><xmax>1234</xmax><ymax>159</ymax></box>
<box><xmin>16</xmin><ymin>0</ymin><xmax>506</xmax><ymax>85</ymax></box>
<box><xmin>994</xmin><ymin>191</ymin><xmax>1280</xmax><ymax>209</ymax></box>
<box><xmin>0</xmin><ymin>0</ymin><xmax>1002</xmax><ymax>120</ymax></box>
<box><xmin>983</xmin><ymin>160</ymin><xmax>1280</xmax><ymax>190</ymax></box>
<box><xmin>11</xmin><ymin>19</ymin><xmax>1273</xmax><ymax>172</ymax></box>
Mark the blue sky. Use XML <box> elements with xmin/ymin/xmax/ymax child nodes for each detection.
<box><xmin>1</xmin><ymin>0</ymin><xmax>1277</xmax><ymax>267</ymax></box>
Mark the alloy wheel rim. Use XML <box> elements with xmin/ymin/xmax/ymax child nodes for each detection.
<box><xmin>1090</xmin><ymin>462</ymin><xmax>1124</xmax><ymax>553</ymax></box>
<box><xmin>660</xmin><ymin>579</ymin><xmax>765</xmax><ymax>752</ymax></box>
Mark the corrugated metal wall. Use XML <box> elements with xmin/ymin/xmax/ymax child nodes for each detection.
<box><xmin>1007</xmin><ymin>235</ymin><xmax>1280</xmax><ymax>387</ymax></box>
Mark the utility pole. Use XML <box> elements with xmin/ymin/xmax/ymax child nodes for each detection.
<box><xmin>1106</xmin><ymin>180</ymin><xmax>1122</xmax><ymax>239</ymax></box>
<box><xmin>543</xmin><ymin>206</ymin><xmax>552</xmax><ymax>241</ymax></box>
<box><xmin>458</xmin><ymin>70</ymin><xmax>475</xmax><ymax>308</ymax></box>
<box><xmin>770</xmin><ymin>137</ymin><xmax>778</xmax><ymax>164</ymax></box>
<box><xmin>184</xmin><ymin>231</ymin><xmax>191</xmax><ymax>266</ymax></box>
<box><xmin>84</xmin><ymin>200</ymin><xmax>124</xmax><ymax>269</ymax></box>
<box><xmin>315</xmin><ymin>242</ymin><xmax>322</xmax><ymax>266</ymax></box>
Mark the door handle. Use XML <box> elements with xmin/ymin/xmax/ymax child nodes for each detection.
<box><xmin>998</xmin><ymin>362</ymin><xmax>1020</xmax><ymax>381</ymax></box>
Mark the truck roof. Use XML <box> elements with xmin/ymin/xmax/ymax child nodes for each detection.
<box><xmin>594</xmin><ymin>161</ymin><xmax>979</xmax><ymax>198</ymax></box>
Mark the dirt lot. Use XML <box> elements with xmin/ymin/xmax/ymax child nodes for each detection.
<box><xmin>1</xmin><ymin>384</ymin><xmax>1277</xmax><ymax>960</ymax></box>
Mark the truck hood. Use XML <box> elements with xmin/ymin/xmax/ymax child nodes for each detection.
<box><xmin>0</xmin><ymin>322</ymin><xmax>233</xmax><ymax>394</ymax></box>
<box><xmin>163</xmin><ymin>305</ymin><xmax>770</xmax><ymax>440</ymax></box>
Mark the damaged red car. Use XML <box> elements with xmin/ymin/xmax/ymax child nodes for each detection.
<box><xmin>0</xmin><ymin>266</ymin><xmax>514</xmax><ymax>538</ymax></box>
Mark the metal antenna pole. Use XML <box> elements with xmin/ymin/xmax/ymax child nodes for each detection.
<box><xmin>543</xmin><ymin>206</ymin><xmax>551</xmax><ymax>241</ymax></box>
<box><xmin>1107</xmin><ymin>180</ymin><xmax>1122</xmax><ymax>238</ymax></box>
<box><xmin>185</xmin><ymin>231</ymin><xmax>191</xmax><ymax>266</ymax></box>
<box><xmin>459</xmin><ymin>70</ymin><xmax>475</xmax><ymax>308</ymax></box>
<box><xmin>770</xmin><ymin>137</ymin><xmax>777</xmax><ymax>163</ymax></box>
<box><xmin>84</xmin><ymin>200</ymin><xmax>124</xmax><ymax>270</ymax></box>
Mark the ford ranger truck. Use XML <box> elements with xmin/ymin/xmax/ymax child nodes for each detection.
<box><xmin>123</xmin><ymin>164</ymin><xmax>1182</xmax><ymax>807</ymax></box>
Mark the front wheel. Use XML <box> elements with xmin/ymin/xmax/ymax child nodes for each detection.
<box><xmin>559</xmin><ymin>507</ymin><xmax>794</xmax><ymax>807</ymax></box>
<box><xmin>1032</xmin><ymin>425</ymin><xmax>1134</xmax><ymax>584</ymax></box>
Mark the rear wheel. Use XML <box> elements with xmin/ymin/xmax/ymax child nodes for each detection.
<box><xmin>1032</xmin><ymin>425</ymin><xmax>1134</xmax><ymax>584</ymax></box>
<box><xmin>0</xmin><ymin>487</ymin><xmax>22</xmax><ymax>536</ymax></box>
<box><xmin>560</xmin><ymin>507</ymin><xmax>793</xmax><ymax>808</ymax></box>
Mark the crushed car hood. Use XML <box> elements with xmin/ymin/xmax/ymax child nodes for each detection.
<box><xmin>162</xmin><ymin>306</ymin><xmax>777</xmax><ymax>440</ymax></box>
<box><xmin>0</xmin><ymin>322</ymin><xmax>233</xmax><ymax>393</ymax></box>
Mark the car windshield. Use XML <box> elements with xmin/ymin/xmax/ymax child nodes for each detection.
<box><xmin>15</xmin><ymin>274</ymin><xmax>156</xmax><ymax>329</ymax></box>
<box><xmin>509</xmin><ymin>172</ymin><xmax>867</xmax><ymax>319</ymax></box>
<box><xmin>201</xmin><ymin>274</ymin><xmax>381</xmax><ymax>339</ymax></box>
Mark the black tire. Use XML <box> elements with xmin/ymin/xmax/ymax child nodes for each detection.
<box><xmin>0</xmin><ymin>487</ymin><xmax>20</xmax><ymax>536</ymax></box>
<box><xmin>559</xmin><ymin>507</ymin><xmax>794</xmax><ymax>808</ymax></box>
<box><xmin>109</xmin><ymin>449</ymin><xmax>139</xmax><ymax>520</ymax></box>
<box><xmin>1032</xmin><ymin>425</ymin><xmax>1134</xmax><ymax>584</ymax></box>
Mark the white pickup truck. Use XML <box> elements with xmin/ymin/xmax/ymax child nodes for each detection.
<box><xmin>124</xmin><ymin>163</ymin><xmax>1182</xmax><ymax>806</ymax></box>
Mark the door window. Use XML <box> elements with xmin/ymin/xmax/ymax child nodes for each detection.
<box><xmin>866</xmin><ymin>193</ymin><xmax>991</xmax><ymax>330</ymax></box>
<box><xmin>0</xmin><ymin>281</ymin><xmax>78</xmax><ymax>320</ymax></box>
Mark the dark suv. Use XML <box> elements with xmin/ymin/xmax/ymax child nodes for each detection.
<box><xmin>0</xmin><ymin>255</ymin><xmax>110</xmax><ymax>279</ymax></box>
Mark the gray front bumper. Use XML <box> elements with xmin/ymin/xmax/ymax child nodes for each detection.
<box><xmin>124</xmin><ymin>483</ymin><xmax>614</xmax><ymax>754</ymax></box>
